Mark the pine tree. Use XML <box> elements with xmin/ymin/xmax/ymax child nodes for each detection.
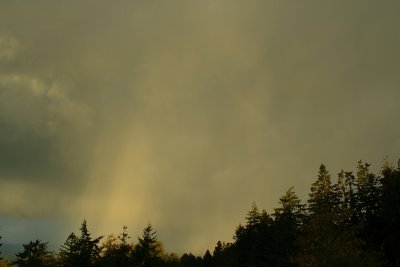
<box><xmin>59</xmin><ymin>232</ymin><xmax>81</xmax><ymax>267</ymax></box>
<box><xmin>132</xmin><ymin>223</ymin><xmax>163</xmax><ymax>267</ymax></box>
<box><xmin>344</xmin><ymin>171</ymin><xmax>358</xmax><ymax>223</ymax></box>
<box><xmin>79</xmin><ymin>219</ymin><xmax>103</xmax><ymax>266</ymax></box>
<box><xmin>245</xmin><ymin>202</ymin><xmax>261</xmax><ymax>229</ymax></box>
<box><xmin>117</xmin><ymin>225</ymin><xmax>133</xmax><ymax>266</ymax></box>
<box><xmin>308</xmin><ymin>164</ymin><xmax>335</xmax><ymax>215</ymax></box>
<box><xmin>332</xmin><ymin>170</ymin><xmax>356</xmax><ymax>225</ymax></box>
<box><xmin>59</xmin><ymin>220</ymin><xmax>102</xmax><ymax>267</ymax></box>
<box><xmin>273</xmin><ymin>187</ymin><xmax>304</xmax><ymax>266</ymax></box>
<box><xmin>202</xmin><ymin>250</ymin><xmax>212</xmax><ymax>267</ymax></box>
<box><xmin>355</xmin><ymin>161</ymin><xmax>382</xmax><ymax>223</ymax></box>
<box><xmin>274</xmin><ymin>186</ymin><xmax>304</xmax><ymax>223</ymax></box>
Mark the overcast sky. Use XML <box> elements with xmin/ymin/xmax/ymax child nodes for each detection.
<box><xmin>0</xmin><ymin>1</ymin><xmax>399</xmax><ymax>254</ymax></box>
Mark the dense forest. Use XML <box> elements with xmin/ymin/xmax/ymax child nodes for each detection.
<box><xmin>0</xmin><ymin>160</ymin><xmax>399</xmax><ymax>267</ymax></box>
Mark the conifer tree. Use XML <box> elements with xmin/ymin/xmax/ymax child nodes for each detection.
<box><xmin>132</xmin><ymin>223</ymin><xmax>162</xmax><ymax>267</ymax></box>
<box><xmin>245</xmin><ymin>202</ymin><xmax>261</xmax><ymax>229</ymax></box>
<box><xmin>355</xmin><ymin>161</ymin><xmax>382</xmax><ymax>223</ymax></box>
<box><xmin>59</xmin><ymin>232</ymin><xmax>80</xmax><ymax>267</ymax></box>
<box><xmin>274</xmin><ymin>186</ymin><xmax>304</xmax><ymax>223</ymax></box>
<box><xmin>273</xmin><ymin>187</ymin><xmax>304</xmax><ymax>266</ymax></box>
<box><xmin>59</xmin><ymin>220</ymin><xmax>102</xmax><ymax>267</ymax></box>
<box><xmin>308</xmin><ymin>164</ymin><xmax>335</xmax><ymax>215</ymax></box>
<box><xmin>202</xmin><ymin>250</ymin><xmax>212</xmax><ymax>267</ymax></box>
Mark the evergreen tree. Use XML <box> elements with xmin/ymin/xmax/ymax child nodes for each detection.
<box><xmin>116</xmin><ymin>225</ymin><xmax>133</xmax><ymax>266</ymax></box>
<box><xmin>233</xmin><ymin>203</ymin><xmax>262</xmax><ymax>267</ymax></box>
<box><xmin>59</xmin><ymin>232</ymin><xmax>80</xmax><ymax>267</ymax></box>
<box><xmin>245</xmin><ymin>202</ymin><xmax>261</xmax><ymax>229</ymax></box>
<box><xmin>202</xmin><ymin>250</ymin><xmax>212</xmax><ymax>267</ymax></box>
<box><xmin>344</xmin><ymin>171</ymin><xmax>358</xmax><ymax>224</ymax></box>
<box><xmin>331</xmin><ymin>170</ymin><xmax>357</xmax><ymax>226</ymax></box>
<box><xmin>353</xmin><ymin>161</ymin><xmax>384</xmax><ymax>254</ymax></box>
<box><xmin>132</xmin><ymin>223</ymin><xmax>163</xmax><ymax>267</ymax></box>
<box><xmin>272</xmin><ymin>187</ymin><xmax>304</xmax><ymax>266</ymax></box>
<box><xmin>0</xmin><ymin>235</ymin><xmax>2</xmax><ymax>260</ymax></box>
<box><xmin>232</xmin><ymin>203</ymin><xmax>276</xmax><ymax>267</ymax></box>
<box><xmin>308</xmin><ymin>164</ymin><xmax>335</xmax><ymax>215</ymax></box>
<box><xmin>59</xmin><ymin>220</ymin><xmax>102</xmax><ymax>267</ymax></box>
<box><xmin>14</xmin><ymin>240</ymin><xmax>56</xmax><ymax>267</ymax></box>
<box><xmin>355</xmin><ymin>161</ymin><xmax>382</xmax><ymax>223</ymax></box>
<box><xmin>274</xmin><ymin>186</ymin><xmax>304</xmax><ymax>224</ymax></box>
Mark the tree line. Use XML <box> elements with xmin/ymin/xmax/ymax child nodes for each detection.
<box><xmin>0</xmin><ymin>160</ymin><xmax>399</xmax><ymax>267</ymax></box>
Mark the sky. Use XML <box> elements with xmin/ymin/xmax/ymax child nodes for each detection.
<box><xmin>0</xmin><ymin>0</ymin><xmax>399</xmax><ymax>255</ymax></box>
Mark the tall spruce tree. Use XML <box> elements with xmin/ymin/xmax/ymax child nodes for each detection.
<box><xmin>59</xmin><ymin>220</ymin><xmax>102</xmax><ymax>267</ymax></box>
<box><xmin>59</xmin><ymin>232</ymin><xmax>80</xmax><ymax>267</ymax></box>
<box><xmin>273</xmin><ymin>187</ymin><xmax>304</xmax><ymax>266</ymax></box>
<box><xmin>132</xmin><ymin>223</ymin><xmax>163</xmax><ymax>267</ymax></box>
<box><xmin>308</xmin><ymin>164</ymin><xmax>335</xmax><ymax>215</ymax></box>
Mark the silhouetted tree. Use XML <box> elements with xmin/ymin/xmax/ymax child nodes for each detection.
<box><xmin>355</xmin><ymin>161</ymin><xmax>382</xmax><ymax>221</ymax></box>
<box><xmin>59</xmin><ymin>220</ymin><xmax>102</xmax><ymax>267</ymax></box>
<box><xmin>354</xmin><ymin>161</ymin><xmax>383</xmax><ymax>252</ymax></box>
<box><xmin>132</xmin><ymin>223</ymin><xmax>163</xmax><ymax>267</ymax></box>
<box><xmin>59</xmin><ymin>232</ymin><xmax>80</xmax><ymax>267</ymax></box>
<box><xmin>334</xmin><ymin>170</ymin><xmax>358</xmax><ymax>225</ymax></box>
<box><xmin>98</xmin><ymin>226</ymin><xmax>132</xmax><ymax>267</ymax></box>
<box><xmin>180</xmin><ymin>253</ymin><xmax>198</xmax><ymax>267</ymax></box>
<box><xmin>308</xmin><ymin>164</ymin><xmax>335</xmax><ymax>215</ymax></box>
<box><xmin>231</xmin><ymin>203</ymin><xmax>278</xmax><ymax>267</ymax></box>
<box><xmin>202</xmin><ymin>250</ymin><xmax>212</xmax><ymax>267</ymax></box>
<box><xmin>14</xmin><ymin>240</ymin><xmax>57</xmax><ymax>267</ymax></box>
<box><xmin>272</xmin><ymin>187</ymin><xmax>304</xmax><ymax>266</ymax></box>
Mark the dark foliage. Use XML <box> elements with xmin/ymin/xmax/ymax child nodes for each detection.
<box><xmin>14</xmin><ymin>240</ymin><xmax>57</xmax><ymax>267</ymax></box>
<box><xmin>58</xmin><ymin>219</ymin><xmax>102</xmax><ymax>267</ymax></box>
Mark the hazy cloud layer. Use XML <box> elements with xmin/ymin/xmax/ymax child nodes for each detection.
<box><xmin>1</xmin><ymin>1</ymin><xmax>399</xmax><ymax>253</ymax></box>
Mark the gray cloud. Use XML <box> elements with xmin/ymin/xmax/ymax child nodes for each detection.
<box><xmin>0</xmin><ymin>0</ymin><xmax>399</xmax><ymax>253</ymax></box>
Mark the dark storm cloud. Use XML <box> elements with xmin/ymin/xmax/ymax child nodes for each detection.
<box><xmin>0</xmin><ymin>0</ymin><xmax>399</xmax><ymax>253</ymax></box>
